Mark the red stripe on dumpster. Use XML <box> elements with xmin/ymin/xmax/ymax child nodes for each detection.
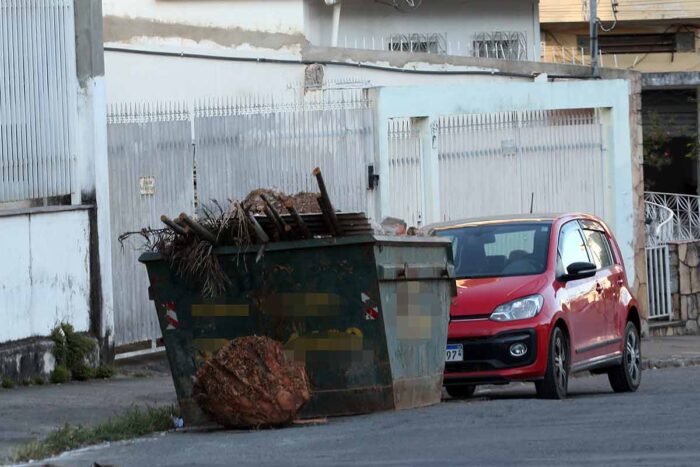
<box><xmin>164</xmin><ymin>302</ymin><xmax>179</xmax><ymax>330</ymax></box>
<box><xmin>361</xmin><ymin>292</ymin><xmax>379</xmax><ymax>321</ymax></box>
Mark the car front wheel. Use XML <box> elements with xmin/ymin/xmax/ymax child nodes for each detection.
<box><xmin>536</xmin><ymin>326</ymin><xmax>569</xmax><ymax>399</ymax></box>
<box><xmin>608</xmin><ymin>322</ymin><xmax>642</xmax><ymax>393</ymax></box>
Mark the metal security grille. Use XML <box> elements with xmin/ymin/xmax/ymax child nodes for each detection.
<box><xmin>646</xmin><ymin>245</ymin><xmax>673</xmax><ymax>320</ymax></box>
<box><xmin>0</xmin><ymin>0</ymin><xmax>77</xmax><ymax>203</ymax></box>
<box><xmin>387</xmin><ymin>118</ymin><xmax>424</xmax><ymax>227</ymax></box>
<box><xmin>473</xmin><ymin>31</ymin><xmax>528</xmax><ymax>61</ymax></box>
<box><xmin>193</xmin><ymin>90</ymin><xmax>373</xmax><ymax>213</ymax></box>
<box><xmin>108</xmin><ymin>103</ymin><xmax>195</xmax><ymax>347</ymax></box>
<box><xmin>437</xmin><ymin>109</ymin><xmax>605</xmax><ymax>221</ymax></box>
<box><xmin>107</xmin><ymin>91</ymin><xmax>373</xmax><ymax>347</ymax></box>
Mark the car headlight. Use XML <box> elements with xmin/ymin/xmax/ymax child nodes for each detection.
<box><xmin>490</xmin><ymin>295</ymin><xmax>544</xmax><ymax>322</ymax></box>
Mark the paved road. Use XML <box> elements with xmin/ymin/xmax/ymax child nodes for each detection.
<box><xmin>0</xmin><ymin>376</ymin><xmax>176</xmax><ymax>463</ymax></box>
<box><xmin>38</xmin><ymin>366</ymin><xmax>700</xmax><ymax>467</ymax></box>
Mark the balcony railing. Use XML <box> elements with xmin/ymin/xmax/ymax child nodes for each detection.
<box><xmin>645</xmin><ymin>191</ymin><xmax>700</xmax><ymax>246</ymax></box>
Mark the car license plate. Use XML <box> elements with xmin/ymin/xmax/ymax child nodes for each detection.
<box><xmin>446</xmin><ymin>344</ymin><xmax>463</xmax><ymax>362</ymax></box>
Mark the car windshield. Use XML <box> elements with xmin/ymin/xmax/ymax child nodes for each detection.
<box><xmin>435</xmin><ymin>222</ymin><xmax>552</xmax><ymax>279</ymax></box>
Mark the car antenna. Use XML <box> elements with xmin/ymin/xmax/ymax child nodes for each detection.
<box><xmin>529</xmin><ymin>192</ymin><xmax>534</xmax><ymax>214</ymax></box>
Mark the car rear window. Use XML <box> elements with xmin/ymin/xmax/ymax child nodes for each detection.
<box><xmin>435</xmin><ymin>222</ymin><xmax>551</xmax><ymax>279</ymax></box>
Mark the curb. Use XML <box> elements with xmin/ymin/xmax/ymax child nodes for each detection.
<box><xmin>642</xmin><ymin>357</ymin><xmax>700</xmax><ymax>370</ymax></box>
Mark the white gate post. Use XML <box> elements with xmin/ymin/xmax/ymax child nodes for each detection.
<box><xmin>417</xmin><ymin>117</ymin><xmax>441</xmax><ymax>225</ymax></box>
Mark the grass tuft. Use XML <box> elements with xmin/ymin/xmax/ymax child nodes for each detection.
<box><xmin>10</xmin><ymin>405</ymin><xmax>176</xmax><ymax>463</ymax></box>
<box><xmin>1</xmin><ymin>377</ymin><xmax>15</xmax><ymax>389</ymax></box>
<box><xmin>50</xmin><ymin>365</ymin><xmax>71</xmax><ymax>384</ymax></box>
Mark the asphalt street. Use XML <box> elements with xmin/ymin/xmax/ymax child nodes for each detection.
<box><xmin>36</xmin><ymin>366</ymin><xmax>700</xmax><ymax>467</ymax></box>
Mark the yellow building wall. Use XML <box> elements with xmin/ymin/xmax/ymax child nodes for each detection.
<box><xmin>541</xmin><ymin>0</ymin><xmax>700</xmax><ymax>24</ymax></box>
<box><xmin>542</xmin><ymin>24</ymin><xmax>700</xmax><ymax>72</ymax></box>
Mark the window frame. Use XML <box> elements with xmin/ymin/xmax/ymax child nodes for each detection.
<box><xmin>579</xmin><ymin>220</ymin><xmax>617</xmax><ymax>270</ymax></box>
<box><xmin>556</xmin><ymin>220</ymin><xmax>593</xmax><ymax>277</ymax></box>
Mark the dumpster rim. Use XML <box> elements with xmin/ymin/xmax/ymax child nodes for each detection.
<box><xmin>138</xmin><ymin>234</ymin><xmax>452</xmax><ymax>264</ymax></box>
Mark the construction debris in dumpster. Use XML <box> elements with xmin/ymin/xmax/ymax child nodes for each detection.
<box><xmin>119</xmin><ymin>168</ymin><xmax>374</xmax><ymax>297</ymax></box>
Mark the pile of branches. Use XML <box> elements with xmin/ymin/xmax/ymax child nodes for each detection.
<box><xmin>121</xmin><ymin>168</ymin><xmax>372</xmax><ymax>297</ymax></box>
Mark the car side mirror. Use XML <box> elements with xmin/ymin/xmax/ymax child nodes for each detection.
<box><xmin>560</xmin><ymin>261</ymin><xmax>597</xmax><ymax>281</ymax></box>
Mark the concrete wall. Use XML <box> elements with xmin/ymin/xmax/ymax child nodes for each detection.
<box><xmin>0</xmin><ymin>208</ymin><xmax>91</xmax><ymax>343</ymax></box>
<box><xmin>655</xmin><ymin>241</ymin><xmax>700</xmax><ymax>336</ymax></box>
<box><xmin>103</xmin><ymin>49</ymin><xmax>533</xmax><ymax>103</ymax></box>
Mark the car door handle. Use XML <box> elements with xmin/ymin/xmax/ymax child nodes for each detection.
<box><xmin>595</xmin><ymin>283</ymin><xmax>604</xmax><ymax>293</ymax></box>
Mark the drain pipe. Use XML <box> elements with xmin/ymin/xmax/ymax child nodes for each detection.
<box><xmin>325</xmin><ymin>0</ymin><xmax>342</xmax><ymax>47</ymax></box>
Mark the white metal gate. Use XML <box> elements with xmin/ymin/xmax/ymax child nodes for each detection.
<box><xmin>108</xmin><ymin>104</ymin><xmax>195</xmax><ymax>347</ymax></box>
<box><xmin>646</xmin><ymin>245</ymin><xmax>673</xmax><ymax>320</ymax></box>
<box><xmin>0</xmin><ymin>0</ymin><xmax>77</xmax><ymax>203</ymax></box>
<box><xmin>387</xmin><ymin>118</ymin><xmax>424</xmax><ymax>227</ymax></box>
<box><xmin>194</xmin><ymin>91</ymin><xmax>372</xmax><ymax>213</ymax></box>
<box><xmin>107</xmin><ymin>92</ymin><xmax>373</xmax><ymax>348</ymax></box>
<box><xmin>437</xmin><ymin>109</ymin><xmax>605</xmax><ymax>221</ymax></box>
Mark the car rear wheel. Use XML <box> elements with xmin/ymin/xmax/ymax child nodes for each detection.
<box><xmin>608</xmin><ymin>322</ymin><xmax>642</xmax><ymax>393</ymax></box>
<box><xmin>445</xmin><ymin>385</ymin><xmax>476</xmax><ymax>399</ymax></box>
<box><xmin>536</xmin><ymin>326</ymin><xmax>569</xmax><ymax>399</ymax></box>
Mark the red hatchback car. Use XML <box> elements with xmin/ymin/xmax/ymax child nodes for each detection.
<box><xmin>426</xmin><ymin>213</ymin><xmax>641</xmax><ymax>399</ymax></box>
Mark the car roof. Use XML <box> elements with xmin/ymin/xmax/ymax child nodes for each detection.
<box><xmin>422</xmin><ymin>212</ymin><xmax>598</xmax><ymax>233</ymax></box>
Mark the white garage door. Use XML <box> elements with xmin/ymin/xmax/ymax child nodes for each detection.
<box><xmin>437</xmin><ymin>109</ymin><xmax>605</xmax><ymax>222</ymax></box>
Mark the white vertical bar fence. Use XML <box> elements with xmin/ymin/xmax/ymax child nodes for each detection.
<box><xmin>0</xmin><ymin>0</ymin><xmax>77</xmax><ymax>204</ymax></box>
<box><xmin>645</xmin><ymin>245</ymin><xmax>673</xmax><ymax>320</ymax></box>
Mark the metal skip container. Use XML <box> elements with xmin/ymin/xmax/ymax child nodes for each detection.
<box><xmin>140</xmin><ymin>234</ymin><xmax>455</xmax><ymax>422</ymax></box>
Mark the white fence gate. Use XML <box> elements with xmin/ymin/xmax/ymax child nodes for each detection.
<box><xmin>108</xmin><ymin>104</ymin><xmax>195</xmax><ymax>347</ymax></box>
<box><xmin>645</xmin><ymin>245</ymin><xmax>673</xmax><ymax>320</ymax></box>
<box><xmin>194</xmin><ymin>92</ymin><xmax>373</xmax><ymax>213</ymax></box>
<box><xmin>387</xmin><ymin>118</ymin><xmax>424</xmax><ymax>227</ymax></box>
<box><xmin>107</xmin><ymin>91</ymin><xmax>373</xmax><ymax>348</ymax></box>
<box><xmin>0</xmin><ymin>0</ymin><xmax>77</xmax><ymax>203</ymax></box>
<box><xmin>437</xmin><ymin>109</ymin><xmax>605</xmax><ymax>221</ymax></box>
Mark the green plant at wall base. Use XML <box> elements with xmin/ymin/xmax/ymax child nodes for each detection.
<box><xmin>34</xmin><ymin>377</ymin><xmax>45</xmax><ymax>385</ymax></box>
<box><xmin>1</xmin><ymin>377</ymin><xmax>15</xmax><ymax>389</ymax></box>
<box><xmin>50</xmin><ymin>323</ymin><xmax>99</xmax><ymax>382</ymax></box>
<box><xmin>50</xmin><ymin>365</ymin><xmax>71</xmax><ymax>384</ymax></box>
<box><xmin>95</xmin><ymin>365</ymin><xmax>116</xmax><ymax>379</ymax></box>
<box><xmin>644</xmin><ymin>111</ymin><xmax>698</xmax><ymax>169</ymax></box>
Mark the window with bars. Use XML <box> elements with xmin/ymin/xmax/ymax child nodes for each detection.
<box><xmin>576</xmin><ymin>32</ymin><xmax>695</xmax><ymax>54</ymax></box>
<box><xmin>387</xmin><ymin>33</ymin><xmax>446</xmax><ymax>54</ymax></box>
<box><xmin>472</xmin><ymin>31</ymin><xmax>528</xmax><ymax>60</ymax></box>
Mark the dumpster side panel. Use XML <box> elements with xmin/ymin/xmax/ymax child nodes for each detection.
<box><xmin>142</xmin><ymin>237</ymin><xmax>397</xmax><ymax>421</ymax></box>
<box><xmin>374</xmin><ymin>238</ymin><xmax>453</xmax><ymax>410</ymax></box>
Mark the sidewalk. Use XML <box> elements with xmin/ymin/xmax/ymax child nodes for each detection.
<box><xmin>0</xmin><ymin>336</ymin><xmax>698</xmax><ymax>464</ymax></box>
<box><xmin>642</xmin><ymin>335</ymin><xmax>700</xmax><ymax>369</ymax></box>
<box><xmin>0</xmin><ymin>373</ymin><xmax>176</xmax><ymax>463</ymax></box>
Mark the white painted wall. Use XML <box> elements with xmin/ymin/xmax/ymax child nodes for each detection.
<box><xmin>102</xmin><ymin>0</ymin><xmax>305</xmax><ymax>35</ymax></box>
<box><xmin>305</xmin><ymin>0</ymin><xmax>540</xmax><ymax>59</ymax></box>
<box><xmin>0</xmin><ymin>209</ymin><xmax>91</xmax><ymax>343</ymax></box>
<box><xmin>103</xmin><ymin>50</ymin><xmax>526</xmax><ymax>103</ymax></box>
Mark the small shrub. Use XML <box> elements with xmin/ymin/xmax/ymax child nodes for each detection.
<box><xmin>50</xmin><ymin>365</ymin><xmax>71</xmax><ymax>384</ymax></box>
<box><xmin>2</xmin><ymin>377</ymin><xmax>16</xmax><ymax>389</ymax></box>
<box><xmin>71</xmin><ymin>364</ymin><xmax>96</xmax><ymax>382</ymax></box>
<box><xmin>21</xmin><ymin>379</ymin><xmax>32</xmax><ymax>386</ymax></box>
<box><xmin>95</xmin><ymin>365</ymin><xmax>116</xmax><ymax>379</ymax></box>
<box><xmin>51</xmin><ymin>323</ymin><xmax>97</xmax><ymax>382</ymax></box>
<box><xmin>34</xmin><ymin>377</ymin><xmax>45</xmax><ymax>385</ymax></box>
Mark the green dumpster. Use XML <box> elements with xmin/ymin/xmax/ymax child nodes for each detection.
<box><xmin>140</xmin><ymin>234</ymin><xmax>455</xmax><ymax>422</ymax></box>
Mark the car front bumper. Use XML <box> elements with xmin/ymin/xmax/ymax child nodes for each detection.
<box><xmin>443</xmin><ymin>320</ymin><xmax>551</xmax><ymax>385</ymax></box>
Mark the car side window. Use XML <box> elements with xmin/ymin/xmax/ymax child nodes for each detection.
<box><xmin>582</xmin><ymin>229</ymin><xmax>614</xmax><ymax>269</ymax></box>
<box><xmin>557</xmin><ymin>222</ymin><xmax>591</xmax><ymax>274</ymax></box>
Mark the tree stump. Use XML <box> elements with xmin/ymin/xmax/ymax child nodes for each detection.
<box><xmin>192</xmin><ymin>336</ymin><xmax>311</xmax><ymax>428</ymax></box>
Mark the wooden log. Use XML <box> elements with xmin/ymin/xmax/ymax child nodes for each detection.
<box><xmin>179</xmin><ymin>213</ymin><xmax>218</xmax><ymax>244</ymax></box>
<box><xmin>284</xmin><ymin>199</ymin><xmax>311</xmax><ymax>239</ymax></box>
<box><xmin>312</xmin><ymin>168</ymin><xmax>343</xmax><ymax>235</ymax></box>
<box><xmin>246</xmin><ymin>211</ymin><xmax>270</xmax><ymax>243</ymax></box>
<box><xmin>261</xmin><ymin>194</ymin><xmax>291</xmax><ymax>235</ymax></box>
<box><xmin>161</xmin><ymin>215</ymin><xmax>187</xmax><ymax>236</ymax></box>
